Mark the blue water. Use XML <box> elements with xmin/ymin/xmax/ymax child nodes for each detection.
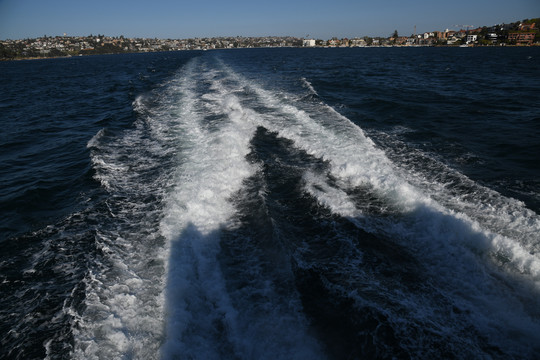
<box><xmin>1</xmin><ymin>47</ymin><xmax>540</xmax><ymax>359</ymax></box>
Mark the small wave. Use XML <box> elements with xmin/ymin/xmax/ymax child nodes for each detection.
<box><xmin>86</xmin><ymin>128</ymin><xmax>107</xmax><ymax>149</ymax></box>
<box><xmin>300</xmin><ymin>77</ymin><xmax>318</xmax><ymax>96</ymax></box>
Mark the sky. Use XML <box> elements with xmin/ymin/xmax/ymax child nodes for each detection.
<box><xmin>0</xmin><ymin>0</ymin><xmax>538</xmax><ymax>40</ymax></box>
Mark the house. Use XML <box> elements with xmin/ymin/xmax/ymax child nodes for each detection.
<box><xmin>302</xmin><ymin>39</ymin><xmax>316</xmax><ymax>47</ymax></box>
<box><xmin>508</xmin><ymin>32</ymin><xmax>536</xmax><ymax>45</ymax></box>
<box><xmin>328</xmin><ymin>38</ymin><xmax>340</xmax><ymax>47</ymax></box>
<box><xmin>350</xmin><ymin>38</ymin><xmax>366</xmax><ymax>47</ymax></box>
<box><xmin>466</xmin><ymin>34</ymin><xmax>478</xmax><ymax>43</ymax></box>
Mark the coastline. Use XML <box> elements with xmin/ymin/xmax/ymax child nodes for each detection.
<box><xmin>2</xmin><ymin>43</ymin><xmax>538</xmax><ymax>62</ymax></box>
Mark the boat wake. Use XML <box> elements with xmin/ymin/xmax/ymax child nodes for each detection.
<box><xmin>74</xmin><ymin>53</ymin><xmax>540</xmax><ymax>359</ymax></box>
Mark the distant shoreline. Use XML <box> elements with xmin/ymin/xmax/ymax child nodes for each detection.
<box><xmin>3</xmin><ymin>43</ymin><xmax>539</xmax><ymax>62</ymax></box>
<box><xmin>3</xmin><ymin>19</ymin><xmax>539</xmax><ymax>61</ymax></box>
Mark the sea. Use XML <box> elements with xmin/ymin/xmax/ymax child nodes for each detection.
<box><xmin>1</xmin><ymin>47</ymin><xmax>540</xmax><ymax>359</ymax></box>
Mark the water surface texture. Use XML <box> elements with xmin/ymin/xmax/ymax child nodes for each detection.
<box><xmin>1</xmin><ymin>47</ymin><xmax>540</xmax><ymax>359</ymax></box>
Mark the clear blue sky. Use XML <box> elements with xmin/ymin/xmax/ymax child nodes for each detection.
<box><xmin>0</xmin><ymin>0</ymin><xmax>538</xmax><ymax>40</ymax></box>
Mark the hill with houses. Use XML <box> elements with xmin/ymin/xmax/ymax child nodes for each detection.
<box><xmin>1</xmin><ymin>17</ymin><xmax>538</xmax><ymax>60</ymax></box>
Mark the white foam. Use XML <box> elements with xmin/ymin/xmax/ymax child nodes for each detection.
<box><xmin>159</xmin><ymin>60</ymin><xmax>255</xmax><ymax>357</ymax></box>
<box><xmin>231</xmin><ymin>65</ymin><xmax>540</xmax><ymax>287</ymax></box>
<box><xmin>377</xmin><ymin>131</ymin><xmax>540</xmax><ymax>255</ymax></box>
<box><xmin>160</xmin><ymin>80</ymin><xmax>257</xmax><ymax>238</ymax></box>
<box><xmin>217</xmin><ymin>64</ymin><xmax>540</xmax><ymax>351</ymax></box>
<box><xmin>73</xmin><ymin>64</ymin><xmax>203</xmax><ymax>360</ymax></box>
<box><xmin>73</xmin><ymin>231</ymin><xmax>167</xmax><ymax>359</ymax></box>
<box><xmin>82</xmin><ymin>57</ymin><xmax>322</xmax><ymax>358</ymax></box>
<box><xmin>300</xmin><ymin>77</ymin><xmax>318</xmax><ymax>96</ymax></box>
<box><xmin>298</xmin><ymin>127</ymin><xmax>540</xmax><ymax>355</ymax></box>
<box><xmin>160</xmin><ymin>58</ymin><xmax>324</xmax><ymax>359</ymax></box>
<box><xmin>76</xmin><ymin>54</ymin><xmax>540</xmax><ymax>358</ymax></box>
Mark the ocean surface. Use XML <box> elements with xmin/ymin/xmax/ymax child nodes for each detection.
<box><xmin>1</xmin><ymin>47</ymin><xmax>540</xmax><ymax>359</ymax></box>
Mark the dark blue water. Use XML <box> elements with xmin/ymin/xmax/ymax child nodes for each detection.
<box><xmin>1</xmin><ymin>47</ymin><xmax>539</xmax><ymax>359</ymax></box>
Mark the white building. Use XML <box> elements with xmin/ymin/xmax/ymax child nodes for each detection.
<box><xmin>466</xmin><ymin>34</ymin><xmax>478</xmax><ymax>43</ymax></box>
<box><xmin>303</xmin><ymin>39</ymin><xmax>316</xmax><ymax>47</ymax></box>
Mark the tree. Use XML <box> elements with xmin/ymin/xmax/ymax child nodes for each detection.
<box><xmin>48</xmin><ymin>48</ymin><xmax>67</xmax><ymax>57</ymax></box>
<box><xmin>390</xmin><ymin>30</ymin><xmax>399</xmax><ymax>44</ymax></box>
<box><xmin>0</xmin><ymin>43</ymin><xmax>17</xmax><ymax>59</ymax></box>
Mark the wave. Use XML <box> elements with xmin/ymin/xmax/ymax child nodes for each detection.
<box><xmin>300</xmin><ymin>77</ymin><xmax>319</xmax><ymax>96</ymax></box>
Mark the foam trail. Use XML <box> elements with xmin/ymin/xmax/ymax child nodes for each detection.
<box><xmin>159</xmin><ymin>61</ymin><xmax>250</xmax><ymax>357</ymax></box>
<box><xmin>160</xmin><ymin>58</ymin><xmax>325</xmax><ymax>359</ymax></box>
<box><xmin>217</xmin><ymin>64</ymin><xmax>540</xmax><ymax>353</ymax></box>
<box><xmin>230</xmin><ymin>66</ymin><xmax>540</xmax><ymax>288</ymax></box>
<box><xmin>72</xmin><ymin>63</ymin><xmax>206</xmax><ymax>359</ymax></box>
<box><xmin>303</xmin><ymin>169</ymin><xmax>540</xmax><ymax>352</ymax></box>
<box><xmin>159</xmin><ymin>64</ymin><xmax>248</xmax><ymax>358</ymax></box>
<box><xmin>375</xmin><ymin>131</ymin><xmax>540</xmax><ymax>255</ymax></box>
<box><xmin>73</xmin><ymin>54</ymin><xmax>540</xmax><ymax>358</ymax></box>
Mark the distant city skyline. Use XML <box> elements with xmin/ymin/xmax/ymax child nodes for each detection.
<box><xmin>0</xmin><ymin>0</ymin><xmax>538</xmax><ymax>40</ymax></box>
